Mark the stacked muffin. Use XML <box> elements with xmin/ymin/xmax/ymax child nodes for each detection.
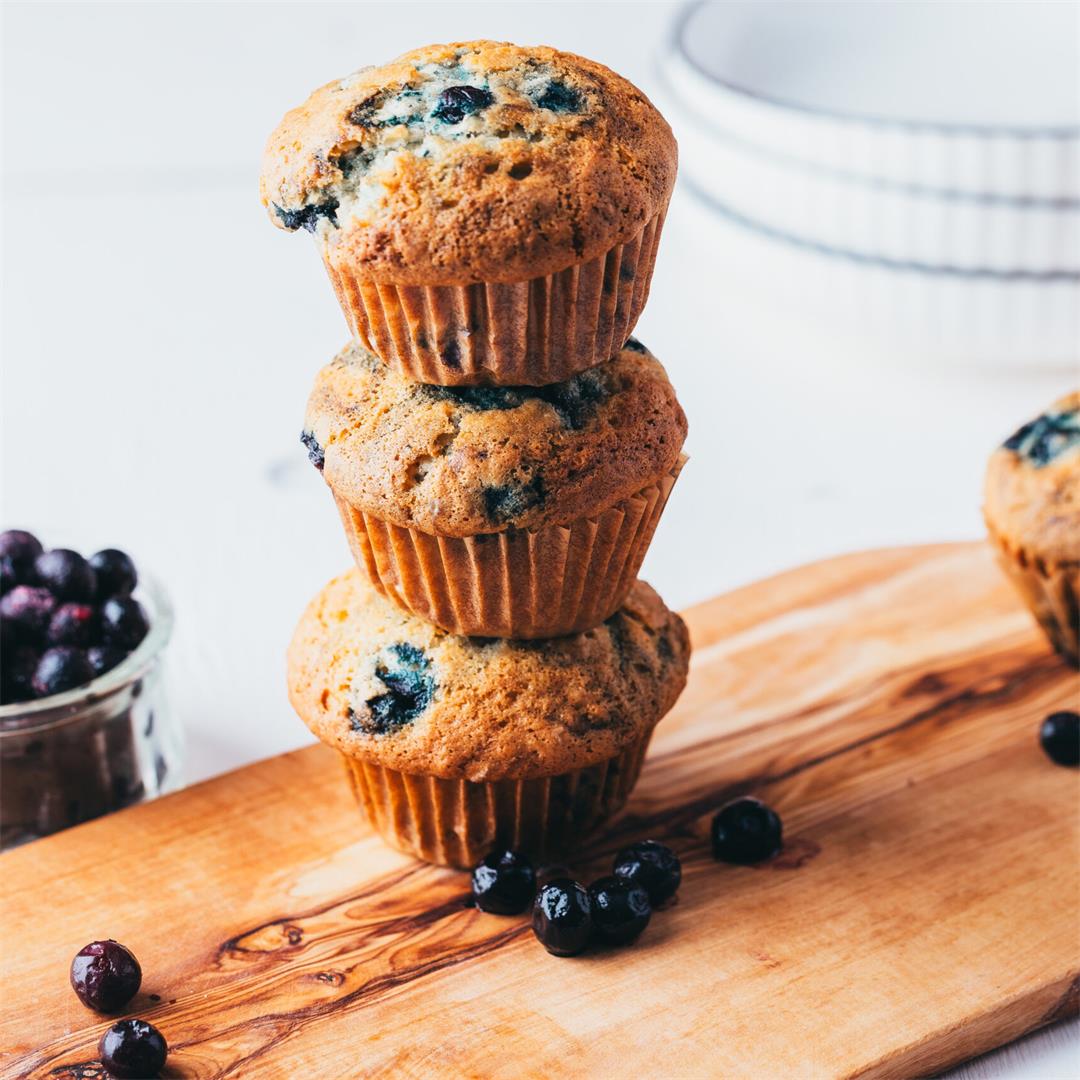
<box><xmin>262</xmin><ymin>41</ymin><xmax>690</xmax><ymax>867</ymax></box>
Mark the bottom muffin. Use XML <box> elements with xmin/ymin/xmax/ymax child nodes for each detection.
<box><xmin>286</xmin><ymin>569</ymin><xmax>690</xmax><ymax>867</ymax></box>
<box><xmin>984</xmin><ymin>392</ymin><xmax>1079</xmax><ymax>666</ymax></box>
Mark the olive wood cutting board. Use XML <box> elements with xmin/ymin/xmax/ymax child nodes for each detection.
<box><xmin>2</xmin><ymin>542</ymin><xmax>1078</xmax><ymax>1079</ymax></box>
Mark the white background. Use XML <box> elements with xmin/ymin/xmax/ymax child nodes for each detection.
<box><xmin>2</xmin><ymin>3</ymin><xmax>1077</xmax><ymax>1076</ymax></box>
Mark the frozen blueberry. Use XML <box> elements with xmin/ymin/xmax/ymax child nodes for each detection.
<box><xmin>711</xmin><ymin>797</ymin><xmax>783</xmax><ymax>865</ymax></box>
<box><xmin>48</xmin><ymin>603</ymin><xmax>97</xmax><ymax>647</ymax></box>
<box><xmin>273</xmin><ymin>197</ymin><xmax>339</xmax><ymax>233</ymax></box>
<box><xmin>87</xmin><ymin>644</ymin><xmax>128</xmax><ymax>679</ymax></box>
<box><xmin>588</xmin><ymin>875</ymin><xmax>651</xmax><ymax>945</ymax></box>
<box><xmin>533</xmin><ymin>81</ymin><xmax>583</xmax><ymax>114</ymax></box>
<box><xmin>612</xmin><ymin>840</ymin><xmax>682</xmax><ymax>905</ymax></box>
<box><xmin>34</xmin><ymin>548</ymin><xmax>97</xmax><ymax>603</ymax></box>
<box><xmin>300</xmin><ymin>429</ymin><xmax>325</xmax><ymax>471</ymax></box>
<box><xmin>432</xmin><ymin>84</ymin><xmax>494</xmax><ymax>124</ymax></box>
<box><xmin>471</xmin><ymin>849</ymin><xmax>536</xmax><ymax>915</ymax></box>
<box><xmin>353</xmin><ymin>643</ymin><xmax>435</xmax><ymax>734</ymax></box>
<box><xmin>89</xmin><ymin>549</ymin><xmax>138</xmax><ymax>599</ymax></box>
<box><xmin>532</xmin><ymin>878</ymin><xmax>593</xmax><ymax>957</ymax></box>
<box><xmin>1040</xmin><ymin>711</ymin><xmax>1080</xmax><ymax>767</ymax></box>
<box><xmin>32</xmin><ymin>646</ymin><xmax>95</xmax><ymax>697</ymax></box>
<box><xmin>0</xmin><ymin>585</ymin><xmax>57</xmax><ymax>641</ymax></box>
<box><xmin>70</xmin><ymin>940</ymin><xmax>142</xmax><ymax>1013</ymax></box>
<box><xmin>1</xmin><ymin>646</ymin><xmax>39</xmax><ymax>704</ymax></box>
<box><xmin>100</xmin><ymin>596</ymin><xmax>149</xmax><ymax>651</ymax></box>
<box><xmin>0</xmin><ymin>529</ymin><xmax>43</xmax><ymax>563</ymax></box>
<box><xmin>99</xmin><ymin>1018</ymin><xmax>167</xmax><ymax>1079</ymax></box>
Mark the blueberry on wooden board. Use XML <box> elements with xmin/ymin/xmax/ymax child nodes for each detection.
<box><xmin>33</xmin><ymin>549</ymin><xmax>97</xmax><ymax>603</ymax></box>
<box><xmin>98</xmin><ymin>1018</ymin><xmax>167</xmax><ymax>1079</ymax></box>
<box><xmin>273</xmin><ymin>198</ymin><xmax>339</xmax><ymax>233</ymax></box>
<box><xmin>711</xmin><ymin>797</ymin><xmax>783</xmax><ymax>865</ymax></box>
<box><xmin>1040</xmin><ymin>711</ymin><xmax>1079</xmax><ymax>767</ymax></box>
<box><xmin>89</xmin><ymin>549</ymin><xmax>138</xmax><ymax>599</ymax></box>
<box><xmin>612</xmin><ymin>839</ymin><xmax>682</xmax><ymax>904</ymax></box>
<box><xmin>588</xmin><ymin>875</ymin><xmax>651</xmax><ymax>945</ymax></box>
<box><xmin>432</xmin><ymin>85</ymin><xmax>494</xmax><ymax>124</ymax></box>
<box><xmin>472</xmin><ymin>849</ymin><xmax>537</xmax><ymax>914</ymax></box>
<box><xmin>532</xmin><ymin>879</ymin><xmax>593</xmax><ymax>957</ymax></box>
<box><xmin>353</xmin><ymin>643</ymin><xmax>435</xmax><ymax>734</ymax></box>
<box><xmin>300</xmin><ymin>430</ymin><xmax>325</xmax><ymax>471</ymax></box>
<box><xmin>70</xmin><ymin>940</ymin><xmax>142</xmax><ymax>1013</ymax></box>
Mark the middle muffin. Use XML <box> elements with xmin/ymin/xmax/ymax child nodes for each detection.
<box><xmin>304</xmin><ymin>336</ymin><xmax>687</xmax><ymax>638</ymax></box>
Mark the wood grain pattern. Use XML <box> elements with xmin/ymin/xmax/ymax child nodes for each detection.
<box><xmin>1</xmin><ymin>543</ymin><xmax>1077</xmax><ymax>1080</ymax></box>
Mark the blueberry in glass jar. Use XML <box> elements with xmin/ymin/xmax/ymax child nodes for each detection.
<box><xmin>471</xmin><ymin>849</ymin><xmax>536</xmax><ymax>914</ymax></box>
<box><xmin>532</xmin><ymin>878</ymin><xmax>593</xmax><ymax>957</ymax></box>
<box><xmin>32</xmin><ymin>647</ymin><xmax>95</xmax><ymax>698</ymax></box>
<box><xmin>711</xmin><ymin>797</ymin><xmax>783</xmax><ymax>865</ymax></box>
<box><xmin>612</xmin><ymin>839</ymin><xmax>682</xmax><ymax>905</ymax></box>
<box><xmin>1040</xmin><ymin>711</ymin><xmax>1079</xmax><ymax>767</ymax></box>
<box><xmin>33</xmin><ymin>548</ymin><xmax>97</xmax><ymax>603</ymax></box>
<box><xmin>98</xmin><ymin>1018</ymin><xmax>167</xmax><ymax>1079</ymax></box>
<box><xmin>0</xmin><ymin>585</ymin><xmax>57</xmax><ymax>642</ymax></box>
<box><xmin>89</xmin><ymin>548</ymin><xmax>138</xmax><ymax>600</ymax></box>
<box><xmin>47</xmin><ymin>603</ymin><xmax>97</xmax><ymax>647</ymax></box>
<box><xmin>0</xmin><ymin>529</ymin><xmax>42</xmax><ymax>592</ymax></box>
<box><xmin>100</xmin><ymin>596</ymin><xmax>150</xmax><ymax>651</ymax></box>
<box><xmin>70</xmin><ymin>939</ymin><xmax>142</xmax><ymax>1012</ymax></box>
<box><xmin>588</xmin><ymin>875</ymin><xmax>651</xmax><ymax>945</ymax></box>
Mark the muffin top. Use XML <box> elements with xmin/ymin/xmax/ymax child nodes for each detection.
<box><xmin>984</xmin><ymin>391</ymin><xmax>1080</xmax><ymax>566</ymax></box>
<box><xmin>287</xmin><ymin>569</ymin><xmax>689</xmax><ymax>781</ymax></box>
<box><xmin>260</xmin><ymin>41</ymin><xmax>677</xmax><ymax>284</ymax></box>
<box><xmin>303</xmin><ymin>337</ymin><xmax>687</xmax><ymax>536</ymax></box>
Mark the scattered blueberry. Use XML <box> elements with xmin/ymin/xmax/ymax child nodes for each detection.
<box><xmin>532</xmin><ymin>878</ymin><xmax>593</xmax><ymax>957</ymax></box>
<box><xmin>100</xmin><ymin>596</ymin><xmax>149</xmax><ymax>651</ymax></box>
<box><xmin>533</xmin><ymin>81</ymin><xmax>583</xmax><ymax>114</ymax></box>
<box><xmin>32</xmin><ymin>646</ymin><xmax>95</xmax><ymax>697</ymax></box>
<box><xmin>87</xmin><ymin>644</ymin><xmax>129</xmax><ymax>679</ymax></box>
<box><xmin>432</xmin><ymin>84</ymin><xmax>494</xmax><ymax>124</ymax></box>
<box><xmin>1040</xmin><ymin>711</ymin><xmax>1080</xmax><ymax>767</ymax></box>
<box><xmin>34</xmin><ymin>549</ymin><xmax>97</xmax><ymax>603</ymax></box>
<box><xmin>1</xmin><ymin>646</ymin><xmax>39</xmax><ymax>704</ymax></box>
<box><xmin>588</xmin><ymin>876</ymin><xmax>651</xmax><ymax>945</ymax></box>
<box><xmin>353</xmin><ymin>643</ymin><xmax>435</xmax><ymax>734</ymax></box>
<box><xmin>471</xmin><ymin>849</ymin><xmax>536</xmax><ymax>915</ymax></box>
<box><xmin>711</xmin><ymin>797</ymin><xmax>783</xmax><ymax>865</ymax></box>
<box><xmin>98</xmin><ymin>1018</ymin><xmax>167</xmax><ymax>1079</ymax></box>
<box><xmin>48</xmin><ymin>603</ymin><xmax>97</xmax><ymax>647</ymax></box>
<box><xmin>89</xmin><ymin>549</ymin><xmax>138</xmax><ymax>599</ymax></box>
<box><xmin>0</xmin><ymin>585</ymin><xmax>57</xmax><ymax>641</ymax></box>
<box><xmin>300</xmin><ymin>429</ymin><xmax>325</xmax><ymax>471</ymax></box>
<box><xmin>70</xmin><ymin>940</ymin><xmax>142</xmax><ymax>1013</ymax></box>
<box><xmin>273</xmin><ymin>197</ymin><xmax>339</xmax><ymax>233</ymax></box>
<box><xmin>612</xmin><ymin>840</ymin><xmax>682</xmax><ymax>905</ymax></box>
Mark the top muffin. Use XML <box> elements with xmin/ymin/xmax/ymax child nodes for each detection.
<box><xmin>259</xmin><ymin>41</ymin><xmax>677</xmax><ymax>285</ymax></box>
<box><xmin>984</xmin><ymin>392</ymin><xmax>1080</xmax><ymax>567</ymax></box>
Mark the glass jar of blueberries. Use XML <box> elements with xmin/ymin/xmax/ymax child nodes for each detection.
<box><xmin>0</xmin><ymin>531</ymin><xmax>182</xmax><ymax>849</ymax></box>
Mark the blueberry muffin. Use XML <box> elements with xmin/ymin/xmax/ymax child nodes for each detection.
<box><xmin>287</xmin><ymin>568</ymin><xmax>690</xmax><ymax>866</ymax></box>
<box><xmin>984</xmin><ymin>392</ymin><xmax>1080</xmax><ymax>665</ymax></box>
<box><xmin>261</xmin><ymin>41</ymin><xmax>677</xmax><ymax>385</ymax></box>
<box><xmin>303</xmin><ymin>336</ymin><xmax>687</xmax><ymax>638</ymax></box>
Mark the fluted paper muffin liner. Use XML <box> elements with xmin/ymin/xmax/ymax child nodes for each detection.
<box><xmin>988</xmin><ymin>526</ymin><xmax>1079</xmax><ymax>666</ymax></box>
<box><xmin>322</xmin><ymin>207</ymin><xmax>667</xmax><ymax>387</ymax></box>
<box><xmin>340</xmin><ymin>732</ymin><xmax>654</xmax><ymax>868</ymax></box>
<box><xmin>335</xmin><ymin>459</ymin><xmax>684</xmax><ymax>639</ymax></box>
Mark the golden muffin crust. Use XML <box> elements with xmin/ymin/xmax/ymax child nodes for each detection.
<box><xmin>984</xmin><ymin>391</ymin><xmax>1080</xmax><ymax>568</ymax></box>
<box><xmin>260</xmin><ymin>40</ymin><xmax>677</xmax><ymax>284</ymax></box>
<box><xmin>303</xmin><ymin>337</ymin><xmax>687</xmax><ymax>536</ymax></box>
<box><xmin>287</xmin><ymin>569</ymin><xmax>689</xmax><ymax>781</ymax></box>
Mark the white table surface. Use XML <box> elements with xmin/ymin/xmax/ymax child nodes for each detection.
<box><xmin>2</xmin><ymin>3</ymin><xmax>1077</xmax><ymax>1076</ymax></box>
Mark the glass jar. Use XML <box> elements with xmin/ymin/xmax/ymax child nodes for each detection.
<box><xmin>0</xmin><ymin>574</ymin><xmax>181</xmax><ymax>849</ymax></box>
